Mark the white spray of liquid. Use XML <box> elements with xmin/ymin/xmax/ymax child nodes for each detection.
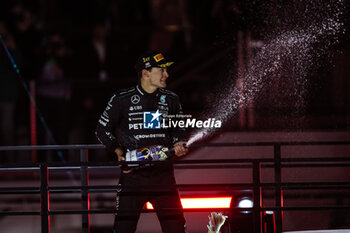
<box><xmin>187</xmin><ymin>0</ymin><xmax>345</xmax><ymax>147</ymax></box>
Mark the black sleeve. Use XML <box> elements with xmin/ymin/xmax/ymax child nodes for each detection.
<box><xmin>95</xmin><ymin>94</ymin><xmax>122</xmax><ymax>152</ymax></box>
<box><xmin>172</xmin><ymin>96</ymin><xmax>187</xmax><ymax>145</ymax></box>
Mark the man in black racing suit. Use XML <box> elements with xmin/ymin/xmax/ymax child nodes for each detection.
<box><xmin>95</xmin><ymin>51</ymin><xmax>188</xmax><ymax>233</ymax></box>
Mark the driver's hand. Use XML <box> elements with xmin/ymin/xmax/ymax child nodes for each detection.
<box><xmin>115</xmin><ymin>148</ymin><xmax>132</xmax><ymax>173</ymax></box>
<box><xmin>173</xmin><ymin>141</ymin><xmax>188</xmax><ymax>157</ymax></box>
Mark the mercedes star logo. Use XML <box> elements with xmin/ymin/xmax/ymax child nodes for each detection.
<box><xmin>131</xmin><ymin>95</ymin><xmax>140</xmax><ymax>104</ymax></box>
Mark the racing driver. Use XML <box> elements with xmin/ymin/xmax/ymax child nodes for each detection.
<box><xmin>95</xmin><ymin>51</ymin><xmax>188</xmax><ymax>233</ymax></box>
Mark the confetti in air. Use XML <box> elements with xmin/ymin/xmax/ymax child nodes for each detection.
<box><xmin>187</xmin><ymin>0</ymin><xmax>346</xmax><ymax>147</ymax></box>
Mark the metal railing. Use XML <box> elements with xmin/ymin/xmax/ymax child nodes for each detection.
<box><xmin>1</xmin><ymin>142</ymin><xmax>350</xmax><ymax>233</ymax></box>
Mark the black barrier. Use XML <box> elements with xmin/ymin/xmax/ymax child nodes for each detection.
<box><xmin>0</xmin><ymin>142</ymin><xmax>350</xmax><ymax>233</ymax></box>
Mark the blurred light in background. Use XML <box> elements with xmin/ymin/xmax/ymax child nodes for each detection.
<box><xmin>145</xmin><ymin>197</ymin><xmax>232</xmax><ymax>209</ymax></box>
<box><xmin>238</xmin><ymin>198</ymin><xmax>254</xmax><ymax>209</ymax></box>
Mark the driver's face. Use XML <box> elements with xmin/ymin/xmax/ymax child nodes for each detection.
<box><xmin>148</xmin><ymin>67</ymin><xmax>169</xmax><ymax>88</ymax></box>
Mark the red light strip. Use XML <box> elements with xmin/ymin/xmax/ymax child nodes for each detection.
<box><xmin>146</xmin><ymin>197</ymin><xmax>232</xmax><ymax>210</ymax></box>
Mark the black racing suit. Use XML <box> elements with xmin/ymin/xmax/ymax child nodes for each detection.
<box><xmin>95</xmin><ymin>84</ymin><xmax>186</xmax><ymax>233</ymax></box>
